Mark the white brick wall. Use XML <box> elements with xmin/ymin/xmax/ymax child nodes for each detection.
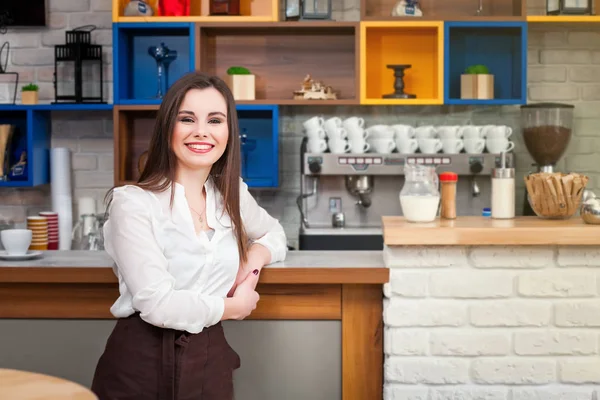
<box><xmin>383</xmin><ymin>245</ymin><xmax>600</xmax><ymax>399</ymax></box>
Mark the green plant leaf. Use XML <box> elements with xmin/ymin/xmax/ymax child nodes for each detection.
<box><xmin>22</xmin><ymin>83</ymin><xmax>39</xmax><ymax>92</ymax></box>
<box><xmin>226</xmin><ymin>66</ymin><xmax>251</xmax><ymax>75</ymax></box>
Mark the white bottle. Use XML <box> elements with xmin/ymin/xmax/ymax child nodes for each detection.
<box><xmin>491</xmin><ymin>167</ymin><xmax>515</xmax><ymax>219</ymax></box>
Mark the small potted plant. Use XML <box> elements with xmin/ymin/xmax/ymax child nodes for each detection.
<box><xmin>460</xmin><ymin>64</ymin><xmax>494</xmax><ymax>100</ymax></box>
<box><xmin>21</xmin><ymin>83</ymin><xmax>39</xmax><ymax>105</ymax></box>
<box><xmin>225</xmin><ymin>66</ymin><xmax>255</xmax><ymax>101</ymax></box>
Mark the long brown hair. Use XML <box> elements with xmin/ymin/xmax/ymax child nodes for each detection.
<box><xmin>106</xmin><ymin>72</ymin><xmax>249</xmax><ymax>262</ymax></box>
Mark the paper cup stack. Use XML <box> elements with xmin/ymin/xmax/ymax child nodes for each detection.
<box><xmin>40</xmin><ymin>211</ymin><xmax>59</xmax><ymax>250</ymax></box>
<box><xmin>27</xmin><ymin>216</ymin><xmax>48</xmax><ymax>251</ymax></box>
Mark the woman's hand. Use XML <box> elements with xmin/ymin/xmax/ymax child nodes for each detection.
<box><xmin>227</xmin><ymin>243</ymin><xmax>271</xmax><ymax>296</ymax></box>
<box><xmin>222</xmin><ymin>270</ymin><xmax>260</xmax><ymax>320</ymax></box>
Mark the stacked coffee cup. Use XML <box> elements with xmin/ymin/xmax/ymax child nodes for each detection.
<box><xmin>342</xmin><ymin>117</ymin><xmax>370</xmax><ymax>154</ymax></box>
<box><xmin>323</xmin><ymin>117</ymin><xmax>350</xmax><ymax>154</ymax></box>
<box><xmin>302</xmin><ymin>116</ymin><xmax>328</xmax><ymax>153</ymax></box>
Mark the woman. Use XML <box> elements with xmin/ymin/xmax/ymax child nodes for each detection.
<box><xmin>91</xmin><ymin>72</ymin><xmax>287</xmax><ymax>400</ymax></box>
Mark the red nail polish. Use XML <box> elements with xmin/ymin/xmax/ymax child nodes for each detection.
<box><xmin>253</xmin><ymin>269</ymin><xmax>259</xmax><ymax>275</ymax></box>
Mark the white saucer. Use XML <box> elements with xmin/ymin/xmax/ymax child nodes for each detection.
<box><xmin>0</xmin><ymin>250</ymin><xmax>43</xmax><ymax>260</ymax></box>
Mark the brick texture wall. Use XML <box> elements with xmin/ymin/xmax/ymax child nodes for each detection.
<box><xmin>1</xmin><ymin>0</ymin><xmax>600</xmax><ymax>250</ymax></box>
<box><xmin>383</xmin><ymin>245</ymin><xmax>600</xmax><ymax>399</ymax></box>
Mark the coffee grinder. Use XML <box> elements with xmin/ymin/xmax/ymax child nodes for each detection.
<box><xmin>520</xmin><ymin>103</ymin><xmax>574</xmax><ymax>215</ymax></box>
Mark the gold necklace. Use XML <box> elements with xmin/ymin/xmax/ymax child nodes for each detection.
<box><xmin>189</xmin><ymin>204</ymin><xmax>206</xmax><ymax>224</ymax></box>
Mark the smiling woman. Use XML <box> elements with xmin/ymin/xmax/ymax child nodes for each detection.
<box><xmin>91</xmin><ymin>72</ymin><xmax>287</xmax><ymax>400</ymax></box>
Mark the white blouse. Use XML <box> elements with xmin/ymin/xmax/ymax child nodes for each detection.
<box><xmin>103</xmin><ymin>177</ymin><xmax>287</xmax><ymax>334</ymax></box>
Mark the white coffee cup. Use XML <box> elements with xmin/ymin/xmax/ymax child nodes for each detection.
<box><xmin>347</xmin><ymin>128</ymin><xmax>369</xmax><ymax>140</ymax></box>
<box><xmin>307</xmin><ymin>138</ymin><xmax>327</xmax><ymax>153</ymax></box>
<box><xmin>395</xmin><ymin>138</ymin><xmax>418</xmax><ymax>154</ymax></box>
<box><xmin>464</xmin><ymin>138</ymin><xmax>486</xmax><ymax>154</ymax></box>
<box><xmin>328</xmin><ymin>138</ymin><xmax>351</xmax><ymax>154</ymax></box>
<box><xmin>305</xmin><ymin>128</ymin><xmax>326</xmax><ymax>140</ymax></box>
<box><xmin>369</xmin><ymin>138</ymin><xmax>396</xmax><ymax>154</ymax></box>
<box><xmin>1</xmin><ymin>229</ymin><xmax>33</xmax><ymax>256</ymax></box>
<box><xmin>437</xmin><ymin>126</ymin><xmax>463</xmax><ymax>139</ymax></box>
<box><xmin>324</xmin><ymin>117</ymin><xmax>343</xmax><ymax>134</ymax></box>
<box><xmin>366</xmin><ymin>125</ymin><xmax>394</xmax><ymax>139</ymax></box>
<box><xmin>349</xmin><ymin>138</ymin><xmax>370</xmax><ymax>153</ymax></box>
<box><xmin>460</xmin><ymin>125</ymin><xmax>486</xmax><ymax>139</ymax></box>
<box><xmin>485</xmin><ymin>125</ymin><xmax>513</xmax><ymax>139</ymax></box>
<box><xmin>441</xmin><ymin>138</ymin><xmax>464</xmax><ymax>154</ymax></box>
<box><xmin>486</xmin><ymin>138</ymin><xmax>515</xmax><ymax>153</ymax></box>
<box><xmin>326</xmin><ymin>127</ymin><xmax>347</xmax><ymax>141</ymax></box>
<box><xmin>391</xmin><ymin>124</ymin><xmax>415</xmax><ymax>139</ymax></box>
<box><xmin>418</xmin><ymin>138</ymin><xmax>442</xmax><ymax>154</ymax></box>
<box><xmin>342</xmin><ymin>116</ymin><xmax>365</xmax><ymax>131</ymax></box>
<box><xmin>303</xmin><ymin>116</ymin><xmax>324</xmax><ymax>131</ymax></box>
<box><xmin>414</xmin><ymin>125</ymin><xmax>437</xmax><ymax>139</ymax></box>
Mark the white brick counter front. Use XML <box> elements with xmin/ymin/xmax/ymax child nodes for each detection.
<box><xmin>383</xmin><ymin>245</ymin><xmax>600</xmax><ymax>400</ymax></box>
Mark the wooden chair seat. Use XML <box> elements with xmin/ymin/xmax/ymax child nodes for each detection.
<box><xmin>0</xmin><ymin>368</ymin><xmax>97</xmax><ymax>399</ymax></box>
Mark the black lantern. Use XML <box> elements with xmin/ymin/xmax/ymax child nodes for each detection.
<box><xmin>299</xmin><ymin>0</ymin><xmax>332</xmax><ymax>19</ymax></box>
<box><xmin>53</xmin><ymin>25</ymin><xmax>105</xmax><ymax>104</ymax></box>
<box><xmin>547</xmin><ymin>0</ymin><xmax>592</xmax><ymax>15</ymax></box>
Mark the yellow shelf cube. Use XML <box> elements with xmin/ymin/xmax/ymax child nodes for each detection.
<box><xmin>360</xmin><ymin>21</ymin><xmax>444</xmax><ymax>105</ymax></box>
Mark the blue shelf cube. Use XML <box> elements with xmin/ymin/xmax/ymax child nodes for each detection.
<box><xmin>113</xmin><ymin>23</ymin><xmax>195</xmax><ymax>105</ymax></box>
<box><xmin>0</xmin><ymin>109</ymin><xmax>50</xmax><ymax>188</ymax></box>
<box><xmin>444</xmin><ymin>21</ymin><xmax>527</xmax><ymax>105</ymax></box>
<box><xmin>237</xmin><ymin>105</ymin><xmax>279</xmax><ymax>188</ymax></box>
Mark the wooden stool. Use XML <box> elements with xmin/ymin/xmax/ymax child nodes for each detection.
<box><xmin>0</xmin><ymin>368</ymin><xmax>97</xmax><ymax>399</ymax></box>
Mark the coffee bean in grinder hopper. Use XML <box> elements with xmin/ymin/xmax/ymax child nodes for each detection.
<box><xmin>519</xmin><ymin>103</ymin><xmax>574</xmax><ymax>216</ymax></box>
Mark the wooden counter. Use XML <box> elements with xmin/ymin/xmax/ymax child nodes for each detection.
<box><xmin>0</xmin><ymin>250</ymin><xmax>388</xmax><ymax>400</ymax></box>
<box><xmin>382</xmin><ymin>216</ymin><xmax>600</xmax><ymax>246</ymax></box>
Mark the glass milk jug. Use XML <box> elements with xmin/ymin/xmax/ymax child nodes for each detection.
<box><xmin>400</xmin><ymin>164</ymin><xmax>440</xmax><ymax>223</ymax></box>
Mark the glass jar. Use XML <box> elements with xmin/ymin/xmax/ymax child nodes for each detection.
<box><xmin>400</xmin><ymin>164</ymin><xmax>440</xmax><ymax>223</ymax></box>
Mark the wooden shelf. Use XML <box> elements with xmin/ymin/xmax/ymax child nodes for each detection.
<box><xmin>360</xmin><ymin>0</ymin><xmax>524</xmax><ymax>21</ymax></box>
<box><xmin>197</xmin><ymin>21</ymin><xmax>360</xmax><ymax>105</ymax></box>
<box><xmin>112</xmin><ymin>0</ymin><xmax>277</xmax><ymax>22</ymax></box>
<box><xmin>360</xmin><ymin>21</ymin><xmax>444</xmax><ymax>105</ymax></box>
<box><xmin>113</xmin><ymin>105</ymin><xmax>280</xmax><ymax>187</ymax></box>
<box><xmin>527</xmin><ymin>15</ymin><xmax>600</xmax><ymax>22</ymax></box>
<box><xmin>444</xmin><ymin>21</ymin><xmax>527</xmax><ymax>105</ymax></box>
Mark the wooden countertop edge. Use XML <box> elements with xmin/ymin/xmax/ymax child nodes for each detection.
<box><xmin>0</xmin><ymin>267</ymin><xmax>390</xmax><ymax>284</ymax></box>
<box><xmin>383</xmin><ymin>226</ymin><xmax>600</xmax><ymax>246</ymax></box>
<box><xmin>382</xmin><ymin>216</ymin><xmax>600</xmax><ymax>246</ymax></box>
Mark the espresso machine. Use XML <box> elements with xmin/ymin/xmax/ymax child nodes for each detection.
<box><xmin>297</xmin><ymin>137</ymin><xmax>514</xmax><ymax>250</ymax></box>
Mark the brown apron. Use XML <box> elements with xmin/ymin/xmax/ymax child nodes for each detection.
<box><xmin>91</xmin><ymin>313</ymin><xmax>240</xmax><ymax>400</ymax></box>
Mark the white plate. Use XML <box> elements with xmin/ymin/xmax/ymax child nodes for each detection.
<box><xmin>0</xmin><ymin>250</ymin><xmax>43</xmax><ymax>260</ymax></box>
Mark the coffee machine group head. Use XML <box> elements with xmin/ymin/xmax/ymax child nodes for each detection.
<box><xmin>345</xmin><ymin>176</ymin><xmax>373</xmax><ymax>208</ymax></box>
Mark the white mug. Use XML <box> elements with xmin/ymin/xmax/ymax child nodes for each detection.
<box><xmin>460</xmin><ymin>125</ymin><xmax>486</xmax><ymax>139</ymax></box>
<box><xmin>369</xmin><ymin>138</ymin><xmax>396</xmax><ymax>154</ymax></box>
<box><xmin>324</xmin><ymin>117</ymin><xmax>343</xmax><ymax>134</ymax></box>
<box><xmin>326</xmin><ymin>127</ymin><xmax>347</xmax><ymax>141</ymax></box>
<box><xmin>307</xmin><ymin>138</ymin><xmax>327</xmax><ymax>153</ymax></box>
<box><xmin>305</xmin><ymin>128</ymin><xmax>326</xmax><ymax>140</ymax></box>
<box><xmin>463</xmin><ymin>138</ymin><xmax>486</xmax><ymax>154</ymax></box>
<box><xmin>486</xmin><ymin>138</ymin><xmax>514</xmax><ymax>153</ymax></box>
<box><xmin>328</xmin><ymin>138</ymin><xmax>351</xmax><ymax>154</ymax></box>
<box><xmin>347</xmin><ymin>128</ymin><xmax>369</xmax><ymax>140</ymax></box>
<box><xmin>441</xmin><ymin>138</ymin><xmax>464</xmax><ymax>154</ymax></box>
<box><xmin>395</xmin><ymin>138</ymin><xmax>418</xmax><ymax>154</ymax></box>
<box><xmin>349</xmin><ymin>138</ymin><xmax>370</xmax><ymax>153</ymax></box>
<box><xmin>418</xmin><ymin>138</ymin><xmax>442</xmax><ymax>154</ymax></box>
<box><xmin>343</xmin><ymin>116</ymin><xmax>365</xmax><ymax>131</ymax></box>
<box><xmin>485</xmin><ymin>125</ymin><xmax>513</xmax><ymax>139</ymax></box>
<box><xmin>437</xmin><ymin>125</ymin><xmax>463</xmax><ymax>139</ymax></box>
<box><xmin>303</xmin><ymin>116</ymin><xmax>324</xmax><ymax>131</ymax></box>
<box><xmin>391</xmin><ymin>124</ymin><xmax>415</xmax><ymax>139</ymax></box>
